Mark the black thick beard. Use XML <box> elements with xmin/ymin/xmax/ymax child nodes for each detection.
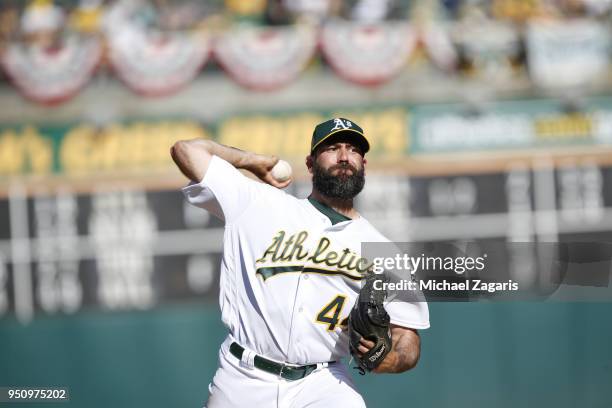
<box><xmin>312</xmin><ymin>161</ymin><xmax>365</xmax><ymax>200</ymax></box>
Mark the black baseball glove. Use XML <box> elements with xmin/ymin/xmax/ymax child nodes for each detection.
<box><xmin>348</xmin><ymin>272</ymin><xmax>392</xmax><ymax>374</ymax></box>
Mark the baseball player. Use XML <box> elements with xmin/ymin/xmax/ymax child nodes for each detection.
<box><xmin>171</xmin><ymin>118</ymin><xmax>429</xmax><ymax>407</ymax></box>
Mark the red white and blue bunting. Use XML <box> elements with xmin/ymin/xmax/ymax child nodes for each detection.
<box><xmin>526</xmin><ymin>19</ymin><xmax>610</xmax><ymax>88</ymax></box>
<box><xmin>213</xmin><ymin>24</ymin><xmax>317</xmax><ymax>90</ymax></box>
<box><xmin>320</xmin><ymin>20</ymin><xmax>416</xmax><ymax>86</ymax></box>
<box><xmin>0</xmin><ymin>19</ymin><xmax>610</xmax><ymax>105</ymax></box>
<box><xmin>420</xmin><ymin>24</ymin><xmax>458</xmax><ymax>71</ymax></box>
<box><xmin>108</xmin><ymin>28</ymin><xmax>211</xmax><ymax>96</ymax></box>
<box><xmin>1</xmin><ymin>36</ymin><xmax>101</xmax><ymax>104</ymax></box>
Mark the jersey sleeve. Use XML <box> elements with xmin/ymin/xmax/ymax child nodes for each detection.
<box><xmin>358</xmin><ymin>222</ymin><xmax>431</xmax><ymax>330</ymax></box>
<box><xmin>181</xmin><ymin>155</ymin><xmax>266</xmax><ymax>224</ymax></box>
<box><xmin>385</xmin><ymin>300</ymin><xmax>430</xmax><ymax>330</ymax></box>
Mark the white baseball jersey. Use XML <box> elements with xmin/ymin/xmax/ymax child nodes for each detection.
<box><xmin>183</xmin><ymin>155</ymin><xmax>429</xmax><ymax>365</ymax></box>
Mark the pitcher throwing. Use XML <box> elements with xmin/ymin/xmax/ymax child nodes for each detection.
<box><xmin>171</xmin><ymin>118</ymin><xmax>430</xmax><ymax>407</ymax></box>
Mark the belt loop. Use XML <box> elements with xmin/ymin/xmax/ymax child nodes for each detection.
<box><xmin>240</xmin><ymin>349</ymin><xmax>256</xmax><ymax>369</ymax></box>
<box><xmin>279</xmin><ymin>364</ymin><xmax>287</xmax><ymax>379</ymax></box>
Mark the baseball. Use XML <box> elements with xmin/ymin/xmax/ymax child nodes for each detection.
<box><xmin>271</xmin><ymin>160</ymin><xmax>292</xmax><ymax>182</ymax></box>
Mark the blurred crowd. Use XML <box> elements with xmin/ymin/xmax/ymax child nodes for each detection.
<box><xmin>0</xmin><ymin>0</ymin><xmax>610</xmax><ymax>40</ymax></box>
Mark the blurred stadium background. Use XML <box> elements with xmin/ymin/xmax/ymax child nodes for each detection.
<box><xmin>1</xmin><ymin>0</ymin><xmax>612</xmax><ymax>407</ymax></box>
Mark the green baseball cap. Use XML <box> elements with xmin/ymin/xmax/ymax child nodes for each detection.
<box><xmin>311</xmin><ymin>118</ymin><xmax>370</xmax><ymax>155</ymax></box>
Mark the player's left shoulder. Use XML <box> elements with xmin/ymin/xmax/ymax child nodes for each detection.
<box><xmin>353</xmin><ymin>216</ymin><xmax>391</xmax><ymax>243</ymax></box>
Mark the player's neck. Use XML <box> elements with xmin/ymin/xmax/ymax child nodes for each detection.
<box><xmin>309</xmin><ymin>190</ymin><xmax>359</xmax><ymax>219</ymax></box>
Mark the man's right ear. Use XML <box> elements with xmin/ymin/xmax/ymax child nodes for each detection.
<box><xmin>305</xmin><ymin>155</ymin><xmax>313</xmax><ymax>174</ymax></box>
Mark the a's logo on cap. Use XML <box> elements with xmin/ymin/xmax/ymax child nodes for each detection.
<box><xmin>331</xmin><ymin>118</ymin><xmax>352</xmax><ymax>131</ymax></box>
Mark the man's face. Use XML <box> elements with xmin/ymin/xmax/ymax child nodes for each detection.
<box><xmin>308</xmin><ymin>140</ymin><xmax>366</xmax><ymax>200</ymax></box>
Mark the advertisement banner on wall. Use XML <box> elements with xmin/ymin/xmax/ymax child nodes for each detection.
<box><xmin>0</xmin><ymin>108</ymin><xmax>408</xmax><ymax>178</ymax></box>
<box><xmin>4</xmin><ymin>98</ymin><xmax>612</xmax><ymax>178</ymax></box>
<box><xmin>409</xmin><ymin>97</ymin><xmax>612</xmax><ymax>155</ymax></box>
